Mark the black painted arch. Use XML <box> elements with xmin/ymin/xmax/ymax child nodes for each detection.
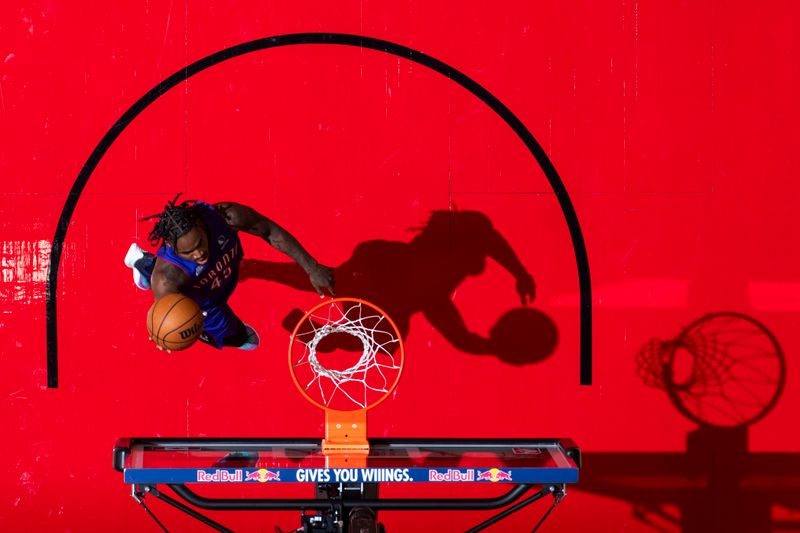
<box><xmin>45</xmin><ymin>32</ymin><xmax>592</xmax><ymax>388</ymax></box>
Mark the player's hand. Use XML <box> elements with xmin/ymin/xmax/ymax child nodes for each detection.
<box><xmin>515</xmin><ymin>272</ymin><xmax>536</xmax><ymax>305</ymax></box>
<box><xmin>149</xmin><ymin>336</ymin><xmax>172</xmax><ymax>354</ymax></box>
<box><xmin>309</xmin><ymin>264</ymin><xmax>335</xmax><ymax>298</ymax></box>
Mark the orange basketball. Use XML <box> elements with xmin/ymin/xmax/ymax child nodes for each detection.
<box><xmin>146</xmin><ymin>293</ymin><xmax>204</xmax><ymax>351</ymax></box>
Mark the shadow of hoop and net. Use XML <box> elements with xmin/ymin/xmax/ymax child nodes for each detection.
<box><xmin>636</xmin><ymin>313</ymin><xmax>785</xmax><ymax>428</ymax></box>
<box><xmin>579</xmin><ymin>312</ymin><xmax>799</xmax><ymax>532</ymax></box>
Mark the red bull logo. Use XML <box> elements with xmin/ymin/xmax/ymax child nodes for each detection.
<box><xmin>196</xmin><ymin>469</ymin><xmax>243</xmax><ymax>482</ymax></box>
<box><xmin>244</xmin><ymin>468</ymin><xmax>281</xmax><ymax>482</ymax></box>
<box><xmin>476</xmin><ymin>468</ymin><xmax>513</xmax><ymax>482</ymax></box>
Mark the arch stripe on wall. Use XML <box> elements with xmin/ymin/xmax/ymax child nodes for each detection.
<box><xmin>45</xmin><ymin>33</ymin><xmax>592</xmax><ymax>388</ymax></box>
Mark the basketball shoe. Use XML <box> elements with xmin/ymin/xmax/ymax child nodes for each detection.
<box><xmin>237</xmin><ymin>323</ymin><xmax>260</xmax><ymax>350</ymax></box>
<box><xmin>124</xmin><ymin>243</ymin><xmax>154</xmax><ymax>290</ymax></box>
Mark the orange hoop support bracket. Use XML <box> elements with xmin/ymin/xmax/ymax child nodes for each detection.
<box><xmin>288</xmin><ymin>298</ymin><xmax>405</xmax><ymax>467</ymax></box>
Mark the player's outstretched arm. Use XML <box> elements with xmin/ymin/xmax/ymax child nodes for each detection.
<box><xmin>151</xmin><ymin>259</ymin><xmax>190</xmax><ymax>300</ymax></box>
<box><xmin>215</xmin><ymin>202</ymin><xmax>335</xmax><ymax>296</ymax></box>
<box><xmin>484</xmin><ymin>229</ymin><xmax>536</xmax><ymax>305</ymax></box>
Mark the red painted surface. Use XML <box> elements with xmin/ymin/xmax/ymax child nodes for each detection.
<box><xmin>2</xmin><ymin>1</ymin><xmax>799</xmax><ymax>531</ymax></box>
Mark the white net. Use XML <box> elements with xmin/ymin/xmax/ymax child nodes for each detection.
<box><xmin>289</xmin><ymin>299</ymin><xmax>403</xmax><ymax>411</ymax></box>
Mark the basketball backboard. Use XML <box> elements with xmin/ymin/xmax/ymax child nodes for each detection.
<box><xmin>114</xmin><ymin>437</ymin><xmax>580</xmax><ymax>532</ymax></box>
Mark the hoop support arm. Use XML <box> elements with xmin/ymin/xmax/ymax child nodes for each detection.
<box><xmin>167</xmin><ymin>482</ymin><xmax>536</xmax><ymax>511</ymax></box>
<box><xmin>142</xmin><ymin>485</ymin><xmax>236</xmax><ymax>533</ymax></box>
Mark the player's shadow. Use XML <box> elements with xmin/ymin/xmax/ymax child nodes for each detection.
<box><xmin>240</xmin><ymin>209</ymin><xmax>558</xmax><ymax>366</ymax></box>
<box><xmin>577</xmin><ymin>313</ymin><xmax>799</xmax><ymax>532</ymax></box>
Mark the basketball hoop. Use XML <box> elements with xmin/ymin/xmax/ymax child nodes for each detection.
<box><xmin>288</xmin><ymin>298</ymin><xmax>404</xmax><ymax>464</ymax></box>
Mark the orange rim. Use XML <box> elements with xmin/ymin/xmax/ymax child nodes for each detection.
<box><xmin>288</xmin><ymin>297</ymin><xmax>405</xmax><ymax>413</ymax></box>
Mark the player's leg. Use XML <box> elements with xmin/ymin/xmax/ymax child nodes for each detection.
<box><xmin>198</xmin><ymin>304</ymin><xmax>259</xmax><ymax>350</ymax></box>
<box><xmin>124</xmin><ymin>243</ymin><xmax>155</xmax><ymax>290</ymax></box>
<box><xmin>221</xmin><ymin>318</ymin><xmax>260</xmax><ymax>350</ymax></box>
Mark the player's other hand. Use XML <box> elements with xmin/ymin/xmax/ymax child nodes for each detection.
<box><xmin>309</xmin><ymin>264</ymin><xmax>335</xmax><ymax>297</ymax></box>
<box><xmin>516</xmin><ymin>272</ymin><xmax>536</xmax><ymax>305</ymax></box>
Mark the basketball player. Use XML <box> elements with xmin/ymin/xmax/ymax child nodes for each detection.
<box><xmin>124</xmin><ymin>194</ymin><xmax>335</xmax><ymax>351</ymax></box>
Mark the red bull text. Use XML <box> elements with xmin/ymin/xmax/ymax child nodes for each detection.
<box><xmin>196</xmin><ymin>469</ymin><xmax>243</xmax><ymax>482</ymax></box>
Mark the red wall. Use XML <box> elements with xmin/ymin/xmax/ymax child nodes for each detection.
<box><xmin>2</xmin><ymin>1</ymin><xmax>799</xmax><ymax>531</ymax></box>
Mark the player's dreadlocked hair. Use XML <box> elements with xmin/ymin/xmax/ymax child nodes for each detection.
<box><xmin>141</xmin><ymin>193</ymin><xmax>202</xmax><ymax>248</ymax></box>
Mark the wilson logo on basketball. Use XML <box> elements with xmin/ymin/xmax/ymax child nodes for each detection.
<box><xmin>180</xmin><ymin>322</ymin><xmax>203</xmax><ymax>340</ymax></box>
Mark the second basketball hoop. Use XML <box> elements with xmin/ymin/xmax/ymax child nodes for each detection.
<box><xmin>288</xmin><ymin>298</ymin><xmax>404</xmax><ymax>463</ymax></box>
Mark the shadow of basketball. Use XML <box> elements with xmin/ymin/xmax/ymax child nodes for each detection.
<box><xmin>489</xmin><ymin>308</ymin><xmax>558</xmax><ymax>366</ymax></box>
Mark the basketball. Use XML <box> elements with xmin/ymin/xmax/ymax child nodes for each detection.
<box><xmin>146</xmin><ymin>293</ymin><xmax>204</xmax><ymax>351</ymax></box>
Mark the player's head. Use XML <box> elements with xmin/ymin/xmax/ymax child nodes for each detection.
<box><xmin>142</xmin><ymin>193</ymin><xmax>210</xmax><ymax>264</ymax></box>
